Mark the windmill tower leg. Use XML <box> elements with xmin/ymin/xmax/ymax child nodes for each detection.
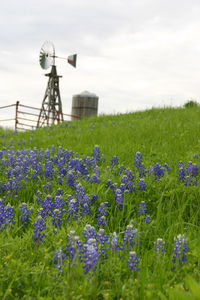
<box><xmin>37</xmin><ymin>65</ymin><xmax>64</xmax><ymax>128</ymax></box>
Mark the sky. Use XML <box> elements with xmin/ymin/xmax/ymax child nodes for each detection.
<box><xmin>1</xmin><ymin>0</ymin><xmax>200</xmax><ymax>128</ymax></box>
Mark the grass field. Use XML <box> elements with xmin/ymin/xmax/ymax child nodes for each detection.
<box><xmin>0</xmin><ymin>104</ymin><xmax>200</xmax><ymax>299</ymax></box>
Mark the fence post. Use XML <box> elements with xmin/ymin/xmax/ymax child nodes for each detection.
<box><xmin>15</xmin><ymin>101</ymin><xmax>19</xmax><ymax>130</ymax></box>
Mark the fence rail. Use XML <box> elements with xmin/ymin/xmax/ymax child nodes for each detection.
<box><xmin>0</xmin><ymin>101</ymin><xmax>80</xmax><ymax>131</ymax></box>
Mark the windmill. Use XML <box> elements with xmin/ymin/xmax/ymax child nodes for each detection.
<box><xmin>37</xmin><ymin>41</ymin><xmax>77</xmax><ymax>128</ymax></box>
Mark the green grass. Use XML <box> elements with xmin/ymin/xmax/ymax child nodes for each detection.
<box><xmin>0</xmin><ymin>105</ymin><xmax>200</xmax><ymax>299</ymax></box>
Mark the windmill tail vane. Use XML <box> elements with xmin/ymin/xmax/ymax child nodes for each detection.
<box><xmin>53</xmin><ymin>53</ymin><xmax>77</xmax><ymax>68</ymax></box>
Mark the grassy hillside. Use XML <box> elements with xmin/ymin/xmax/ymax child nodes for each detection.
<box><xmin>0</xmin><ymin>105</ymin><xmax>200</xmax><ymax>299</ymax></box>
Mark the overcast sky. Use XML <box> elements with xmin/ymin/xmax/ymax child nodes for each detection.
<box><xmin>1</xmin><ymin>0</ymin><xmax>200</xmax><ymax>127</ymax></box>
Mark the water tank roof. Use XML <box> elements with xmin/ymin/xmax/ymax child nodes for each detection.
<box><xmin>75</xmin><ymin>90</ymin><xmax>98</xmax><ymax>98</ymax></box>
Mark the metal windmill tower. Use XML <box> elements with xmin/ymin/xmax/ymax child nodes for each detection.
<box><xmin>37</xmin><ymin>41</ymin><xmax>77</xmax><ymax>128</ymax></box>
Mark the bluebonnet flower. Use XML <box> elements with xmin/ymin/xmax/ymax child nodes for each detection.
<box><xmin>55</xmin><ymin>189</ymin><xmax>63</xmax><ymax>197</ymax></box>
<box><xmin>153</xmin><ymin>163</ymin><xmax>165</xmax><ymax>181</ymax></box>
<box><xmin>50</xmin><ymin>145</ymin><xmax>55</xmax><ymax>154</ymax></box>
<box><xmin>138</xmin><ymin>201</ymin><xmax>147</xmax><ymax>216</ymax></box>
<box><xmin>97</xmin><ymin>202</ymin><xmax>109</xmax><ymax>226</ymax></box>
<box><xmin>148</xmin><ymin>166</ymin><xmax>154</xmax><ymax>176</ymax></box>
<box><xmin>66</xmin><ymin>171</ymin><xmax>75</xmax><ymax>187</ymax></box>
<box><xmin>82</xmin><ymin>224</ymin><xmax>96</xmax><ymax>242</ymax></box>
<box><xmin>94</xmin><ymin>167</ymin><xmax>100</xmax><ymax>176</ymax></box>
<box><xmin>32</xmin><ymin>216</ymin><xmax>46</xmax><ymax>247</ymax></box>
<box><xmin>163</xmin><ymin>163</ymin><xmax>170</xmax><ymax>171</ymax></box>
<box><xmin>191</xmin><ymin>163</ymin><xmax>198</xmax><ymax>177</ymax></box>
<box><xmin>0</xmin><ymin>200</ymin><xmax>15</xmax><ymax>231</ymax></box>
<box><xmin>111</xmin><ymin>156</ymin><xmax>119</xmax><ymax>166</ymax></box>
<box><xmin>39</xmin><ymin>195</ymin><xmax>54</xmax><ymax>218</ymax></box>
<box><xmin>193</xmin><ymin>154</ymin><xmax>198</xmax><ymax>159</ymax></box>
<box><xmin>90</xmin><ymin>174</ymin><xmax>101</xmax><ymax>184</ymax></box>
<box><xmin>154</xmin><ymin>238</ymin><xmax>165</xmax><ymax>256</ymax></box>
<box><xmin>92</xmin><ymin>145</ymin><xmax>100</xmax><ymax>164</ymax></box>
<box><xmin>43</xmin><ymin>183</ymin><xmax>51</xmax><ymax>194</ymax></box>
<box><xmin>105</xmin><ymin>179</ymin><xmax>112</xmax><ymax>188</ymax></box>
<box><xmin>19</xmin><ymin>203</ymin><xmax>32</xmax><ymax>226</ymax></box>
<box><xmin>51</xmin><ymin>209</ymin><xmax>63</xmax><ymax>231</ymax></box>
<box><xmin>122</xmin><ymin>224</ymin><xmax>139</xmax><ymax>251</ymax></box>
<box><xmin>81</xmin><ymin>194</ymin><xmax>92</xmax><ymax>215</ymax></box>
<box><xmin>134</xmin><ymin>152</ymin><xmax>142</xmax><ymax>169</ymax></box>
<box><xmin>126</xmin><ymin>251</ymin><xmax>140</xmax><ymax>271</ymax></box>
<box><xmin>110</xmin><ymin>232</ymin><xmax>119</xmax><ymax>252</ymax></box>
<box><xmin>139</xmin><ymin>164</ymin><xmax>146</xmax><ymax>178</ymax></box>
<box><xmin>117</xmin><ymin>165</ymin><xmax>126</xmax><ymax>175</ymax></box>
<box><xmin>8</xmin><ymin>138</ymin><xmax>13</xmax><ymax>147</ymax></box>
<box><xmin>111</xmin><ymin>183</ymin><xmax>117</xmax><ymax>192</ymax></box>
<box><xmin>67</xmin><ymin>198</ymin><xmax>79</xmax><ymax>219</ymax></box>
<box><xmin>91</xmin><ymin>194</ymin><xmax>98</xmax><ymax>203</ymax></box>
<box><xmin>145</xmin><ymin>215</ymin><xmax>151</xmax><ymax>224</ymax></box>
<box><xmin>5</xmin><ymin>177</ymin><xmax>19</xmax><ymax>194</ymax></box>
<box><xmin>138</xmin><ymin>179</ymin><xmax>147</xmax><ymax>191</ymax></box>
<box><xmin>186</xmin><ymin>161</ymin><xmax>193</xmax><ymax>175</ymax></box>
<box><xmin>56</xmin><ymin>176</ymin><xmax>63</xmax><ymax>185</ymax></box>
<box><xmin>121</xmin><ymin>175</ymin><xmax>129</xmax><ymax>185</ymax></box>
<box><xmin>52</xmin><ymin>248</ymin><xmax>66</xmax><ymax>273</ymax></box>
<box><xmin>124</xmin><ymin>169</ymin><xmax>134</xmax><ymax>181</ymax></box>
<box><xmin>44</xmin><ymin>160</ymin><xmax>55</xmax><ymax>179</ymax></box>
<box><xmin>66</xmin><ymin>231</ymin><xmax>82</xmax><ymax>264</ymax></box>
<box><xmin>96</xmin><ymin>228</ymin><xmax>109</xmax><ymax>261</ymax></box>
<box><xmin>172</xmin><ymin>234</ymin><xmax>188</xmax><ymax>264</ymax></box>
<box><xmin>75</xmin><ymin>183</ymin><xmax>85</xmax><ymax>202</ymax></box>
<box><xmin>184</xmin><ymin>176</ymin><xmax>193</xmax><ymax>186</ymax></box>
<box><xmin>36</xmin><ymin>190</ymin><xmax>43</xmax><ymax>205</ymax></box>
<box><xmin>82</xmin><ymin>238</ymin><xmax>99</xmax><ymax>274</ymax></box>
<box><xmin>115</xmin><ymin>189</ymin><xmax>124</xmax><ymax>210</ymax></box>
<box><xmin>177</xmin><ymin>161</ymin><xmax>186</xmax><ymax>182</ymax></box>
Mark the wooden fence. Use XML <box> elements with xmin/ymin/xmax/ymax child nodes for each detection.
<box><xmin>0</xmin><ymin>101</ymin><xmax>80</xmax><ymax>131</ymax></box>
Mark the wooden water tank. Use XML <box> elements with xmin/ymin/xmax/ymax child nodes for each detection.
<box><xmin>71</xmin><ymin>91</ymin><xmax>99</xmax><ymax>120</ymax></box>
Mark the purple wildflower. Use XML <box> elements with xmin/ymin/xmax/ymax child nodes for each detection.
<box><xmin>145</xmin><ymin>215</ymin><xmax>151</xmax><ymax>224</ymax></box>
<box><xmin>96</xmin><ymin>228</ymin><xmax>109</xmax><ymax>260</ymax></box>
<box><xmin>90</xmin><ymin>174</ymin><xmax>101</xmax><ymax>184</ymax></box>
<box><xmin>51</xmin><ymin>209</ymin><xmax>63</xmax><ymax>231</ymax></box>
<box><xmin>172</xmin><ymin>234</ymin><xmax>188</xmax><ymax>264</ymax></box>
<box><xmin>177</xmin><ymin>162</ymin><xmax>186</xmax><ymax>182</ymax></box>
<box><xmin>122</xmin><ymin>224</ymin><xmax>139</xmax><ymax>251</ymax></box>
<box><xmin>66</xmin><ymin>171</ymin><xmax>75</xmax><ymax>187</ymax></box>
<box><xmin>67</xmin><ymin>198</ymin><xmax>79</xmax><ymax>219</ymax></box>
<box><xmin>0</xmin><ymin>201</ymin><xmax>15</xmax><ymax>231</ymax></box>
<box><xmin>138</xmin><ymin>179</ymin><xmax>147</xmax><ymax>191</ymax></box>
<box><xmin>43</xmin><ymin>182</ymin><xmax>51</xmax><ymax>194</ymax></box>
<box><xmin>126</xmin><ymin>251</ymin><xmax>140</xmax><ymax>271</ymax></box>
<box><xmin>52</xmin><ymin>248</ymin><xmax>66</xmax><ymax>273</ymax></box>
<box><xmin>154</xmin><ymin>238</ymin><xmax>165</xmax><ymax>256</ymax></box>
<box><xmin>82</xmin><ymin>224</ymin><xmax>96</xmax><ymax>243</ymax></box>
<box><xmin>19</xmin><ymin>203</ymin><xmax>32</xmax><ymax>226</ymax></box>
<box><xmin>92</xmin><ymin>145</ymin><xmax>100</xmax><ymax>164</ymax></box>
<box><xmin>115</xmin><ymin>189</ymin><xmax>124</xmax><ymax>210</ymax></box>
<box><xmin>97</xmin><ymin>202</ymin><xmax>109</xmax><ymax>227</ymax></box>
<box><xmin>81</xmin><ymin>194</ymin><xmax>92</xmax><ymax>215</ymax></box>
<box><xmin>82</xmin><ymin>238</ymin><xmax>99</xmax><ymax>274</ymax></box>
<box><xmin>66</xmin><ymin>231</ymin><xmax>82</xmax><ymax>264</ymax></box>
<box><xmin>134</xmin><ymin>152</ymin><xmax>143</xmax><ymax>169</ymax></box>
<box><xmin>110</xmin><ymin>232</ymin><xmax>119</xmax><ymax>252</ymax></box>
<box><xmin>32</xmin><ymin>216</ymin><xmax>46</xmax><ymax>247</ymax></box>
<box><xmin>111</xmin><ymin>156</ymin><xmax>119</xmax><ymax>166</ymax></box>
<box><xmin>138</xmin><ymin>201</ymin><xmax>147</xmax><ymax>216</ymax></box>
<box><xmin>153</xmin><ymin>163</ymin><xmax>165</xmax><ymax>181</ymax></box>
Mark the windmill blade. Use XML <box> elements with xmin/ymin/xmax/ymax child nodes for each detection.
<box><xmin>39</xmin><ymin>41</ymin><xmax>55</xmax><ymax>69</ymax></box>
<box><xmin>67</xmin><ymin>54</ymin><xmax>77</xmax><ymax>68</ymax></box>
